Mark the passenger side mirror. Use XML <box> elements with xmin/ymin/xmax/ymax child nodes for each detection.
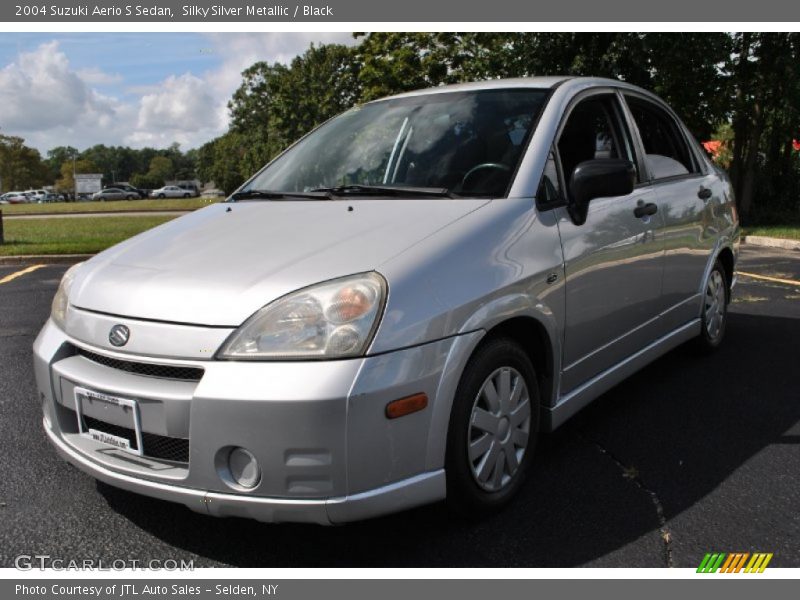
<box><xmin>568</xmin><ymin>158</ymin><xmax>636</xmax><ymax>225</ymax></box>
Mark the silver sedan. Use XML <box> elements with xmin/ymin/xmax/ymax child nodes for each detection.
<box><xmin>34</xmin><ymin>77</ymin><xmax>738</xmax><ymax>524</ymax></box>
<box><xmin>92</xmin><ymin>188</ymin><xmax>139</xmax><ymax>201</ymax></box>
<box><xmin>150</xmin><ymin>186</ymin><xmax>192</xmax><ymax>198</ymax></box>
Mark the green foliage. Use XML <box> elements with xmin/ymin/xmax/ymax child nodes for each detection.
<box><xmin>225</xmin><ymin>43</ymin><xmax>361</xmax><ymax>178</ymax></box>
<box><xmin>0</xmin><ymin>134</ymin><xmax>49</xmax><ymax>191</ymax></box>
<box><xmin>55</xmin><ymin>158</ymin><xmax>99</xmax><ymax>193</ymax></box>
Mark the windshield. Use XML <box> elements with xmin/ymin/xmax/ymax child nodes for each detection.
<box><xmin>242</xmin><ymin>88</ymin><xmax>549</xmax><ymax>198</ymax></box>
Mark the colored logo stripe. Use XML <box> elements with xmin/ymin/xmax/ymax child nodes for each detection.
<box><xmin>697</xmin><ymin>552</ymin><xmax>773</xmax><ymax>573</ymax></box>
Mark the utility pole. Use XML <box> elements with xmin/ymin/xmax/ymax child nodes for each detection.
<box><xmin>72</xmin><ymin>152</ymin><xmax>77</xmax><ymax>202</ymax></box>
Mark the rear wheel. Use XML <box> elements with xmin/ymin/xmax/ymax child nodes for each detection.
<box><xmin>445</xmin><ymin>337</ymin><xmax>539</xmax><ymax>516</ymax></box>
<box><xmin>695</xmin><ymin>259</ymin><xmax>729</xmax><ymax>352</ymax></box>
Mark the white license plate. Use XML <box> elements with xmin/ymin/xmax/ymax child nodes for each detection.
<box><xmin>74</xmin><ymin>387</ymin><xmax>143</xmax><ymax>456</ymax></box>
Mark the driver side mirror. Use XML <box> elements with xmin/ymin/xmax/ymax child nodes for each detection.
<box><xmin>568</xmin><ymin>158</ymin><xmax>636</xmax><ymax>225</ymax></box>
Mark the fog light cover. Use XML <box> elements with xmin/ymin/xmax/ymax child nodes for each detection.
<box><xmin>228</xmin><ymin>447</ymin><xmax>261</xmax><ymax>489</ymax></box>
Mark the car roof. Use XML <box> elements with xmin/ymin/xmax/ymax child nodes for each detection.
<box><xmin>371</xmin><ymin>76</ymin><xmax>653</xmax><ymax>102</ymax></box>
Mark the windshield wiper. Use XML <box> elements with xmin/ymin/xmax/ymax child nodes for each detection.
<box><xmin>311</xmin><ymin>184</ymin><xmax>456</xmax><ymax>198</ymax></box>
<box><xmin>231</xmin><ymin>189</ymin><xmax>332</xmax><ymax>201</ymax></box>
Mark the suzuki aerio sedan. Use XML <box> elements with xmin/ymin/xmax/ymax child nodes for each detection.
<box><xmin>34</xmin><ymin>77</ymin><xmax>739</xmax><ymax>524</ymax></box>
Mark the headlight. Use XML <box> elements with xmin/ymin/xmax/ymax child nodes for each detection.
<box><xmin>218</xmin><ymin>272</ymin><xmax>386</xmax><ymax>360</ymax></box>
<box><xmin>51</xmin><ymin>262</ymin><xmax>83</xmax><ymax>331</ymax></box>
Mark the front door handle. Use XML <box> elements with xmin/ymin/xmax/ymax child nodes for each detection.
<box><xmin>634</xmin><ymin>202</ymin><xmax>658</xmax><ymax>218</ymax></box>
<box><xmin>698</xmin><ymin>187</ymin><xmax>713</xmax><ymax>200</ymax></box>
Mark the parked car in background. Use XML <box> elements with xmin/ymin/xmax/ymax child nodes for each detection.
<box><xmin>0</xmin><ymin>191</ymin><xmax>30</xmax><ymax>204</ymax></box>
<box><xmin>92</xmin><ymin>188</ymin><xmax>139</xmax><ymax>201</ymax></box>
<box><xmin>177</xmin><ymin>183</ymin><xmax>199</xmax><ymax>197</ymax></box>
<box><xmin>201</xmin><ymin>188</ymin><xmax>226</xmax><ymax>198</ymax></box>
<box><xmin>109</xmin><ymin>183</ymin><xmax>146</xmax><ymax>199</ymax></box>
<box><xmin>150</xmin><ymin>185</ymin><xmax>192</xmax><ymax>198</ymax></box>
<box><xmin>44</xmin><ymin>192</ymin><xmax>64</xmax><ymax>202</ymax></box>
<box><xmin>24</xmin><ymin>189</ymin><xmax>48</xmax><ymax>203</ymax></box>
<box><xmin>35</xmin><ymin>77</ymin><xmax>739</xmax><ymax>524</ymax></box>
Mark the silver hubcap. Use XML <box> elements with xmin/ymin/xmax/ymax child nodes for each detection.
<box><xmin>468</xmin><ymin>367</ymin><xmax>531</xmax><ymax>492</ymax></box>
<box><xmin>705</xmin><ymin>270</ymin><xmax>726</xmax><ymax>340</ymax></box>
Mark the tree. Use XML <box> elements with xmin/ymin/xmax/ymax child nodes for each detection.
<box><xmin>727</xmin><ymin>33</ymin><xmax>800</xmax><ymax>222</ymax></box>
<box><xmin>0</xmin><ymin>134</ymin><xmax>49</xmax><ymax>191</ymax></box>
<box><xmin>55</xmin><ymin>158</ymin><xmax>98</xmax><ymax>194</ymax></box>
<box><xmin>207</xmin><ymin>132</ymin><xmax>249</xmax><ymax>194</ymax></box>
<box><xmin>45</xmin><ymin>146</ymin><xmax>79</xmax><ymax>182</ymax></box>
<box><xmin>147</xmin><ymin>156</ymin><xmax>174</xmax><ymax>183</ymax></box>
<box><xmin>228</xmin><ymin>44</ymin><xmax>361</xmax><ymax>170</ymax></box>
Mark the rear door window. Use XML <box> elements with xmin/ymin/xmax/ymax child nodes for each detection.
<box><xmin>625</xmin><ymin>96</ymin><xmax>698</xmax><ymax>180</ymax></box>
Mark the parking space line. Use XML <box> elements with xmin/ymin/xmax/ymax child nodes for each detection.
<box><xmin>737</xmin><ymin>271</ymin><xmax>800</xmax><ymax>287</ymax></box>
<box><xmin>0</xmin><ymin>264</ymin><xmax>46</xmax><ymax>285</ymax></box>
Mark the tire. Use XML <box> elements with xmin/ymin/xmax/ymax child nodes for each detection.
<box><xmin>445</xmin><ymin>337</ymin><xmax>539</xmax><ymax>517</ymax></box>
<box><xmin>158</xmin><ymin>194</ymin><xmax>165</xmax><ymax>199</ymax></box>
<box><xmin>126</xmin><ymin>195</ymin><xmax>135</xmax><ymax>200</ymax></box>
<box><xmin>183</xmin><ymin>193</ymin><xmax>190</xmax><ymax>198</ymax></box>
<box><xmin>694</xmin><ymin>259</ymin><xmax>729</xmax><ymax>352</ymax></box>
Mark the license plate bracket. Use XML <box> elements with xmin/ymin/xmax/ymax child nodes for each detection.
<box><xmin>74</xmin><ymin>387</ymin><xmax>143</xmax><ymax>457</ymax></box>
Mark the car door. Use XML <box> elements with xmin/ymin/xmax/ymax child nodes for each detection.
<box><xmin>554</xmin><ymin>91</ymin><xmax>665</xmax><ymax>393</ymax></box>
<box><xmin>622</xmin><ymin>93</ymin><xmax>720</xmax><ymax>333</ymax></box>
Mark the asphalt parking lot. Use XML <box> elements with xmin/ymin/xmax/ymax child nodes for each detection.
<box><xmin>0</xmin><ymin>246</ymin><xmax>798</xmax><ymax>568</ymax></box>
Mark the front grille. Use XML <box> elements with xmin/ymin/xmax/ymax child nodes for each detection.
<box><xmin>76</xmin><ymin>348</ymin><xmax>204</xmax><ymax>382</ymax></box>
<box><xmin>81</xmin><ymin>414</ymin><xmax>190</xmax><ymax>464</ymax></box>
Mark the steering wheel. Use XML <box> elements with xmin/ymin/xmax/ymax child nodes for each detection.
<box><xmin>460</xmin><ymin>162</ymin><xmax>512</xmax><ymax>191</ymax></box>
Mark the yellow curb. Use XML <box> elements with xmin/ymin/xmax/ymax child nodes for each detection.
<box><xmin>0</xmin><ymin>264</ymin><xmax>46</xmax><ymax>285</ymax></box>
<box><xmin>737</xmin><ymin>271</ymin><xmax>800</xmax><ymax>287</ymax></box>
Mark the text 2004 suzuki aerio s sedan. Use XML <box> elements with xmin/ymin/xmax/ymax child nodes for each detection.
<box><xmin>34</xmin><ymin>77</ymin><xmax>739</xmax><ymax>524</ymax></box>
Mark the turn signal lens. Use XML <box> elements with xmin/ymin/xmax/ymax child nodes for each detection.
<box><xmin>386</xmin><ymin>393</ymin><xmax>428</xmax><ymax>419</ymax></box>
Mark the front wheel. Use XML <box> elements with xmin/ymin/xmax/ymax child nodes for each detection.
<box><xmin>695</xmin><ymin>259</ymin><xmax>729</xmax><ymax>352</ymax></box>
<box><xmin>445</xmin><ymin>337</ymin><xmax>539</xmax><ymax>517</ymax></box>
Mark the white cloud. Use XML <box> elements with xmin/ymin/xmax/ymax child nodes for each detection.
<box><xmin>76</xmin><ymin>66</ymin><xmax>123</xmax><ymax>85</ymax></box>
<box><xmin>0</xmin><ymin>33</ymin><xmax>358</xmax><ymax>154</ymax></box>
<box><xmin>0</xmin><ymin>41</ymin><xmax>115</xmax><ymax>132</ymax></box>
<box><xmin>136</xmin><ymin>73</ymin><xmax>220</xmax><ymax>137</ymax></box>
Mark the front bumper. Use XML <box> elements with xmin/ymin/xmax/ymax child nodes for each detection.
<box><xmin>45</xmin><ymin>426</ymin><xmax>443</xmax><ymax>524</ymax></box>
<box><xmin>33</xmin><ymin>315</ymin><xmax>459</xmax><ymax>524</ymax></box>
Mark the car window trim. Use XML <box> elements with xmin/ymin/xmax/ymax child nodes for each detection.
<box><xmin>543</xmin><ymin>87</ymin><xmax>641</xmax><ymax>210</ymax></box>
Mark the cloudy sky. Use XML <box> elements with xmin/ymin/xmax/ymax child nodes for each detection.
<box><xmin>0</xmin><ymin>33</ymin><xmax>355</xmax><ymax>154</ymax></box>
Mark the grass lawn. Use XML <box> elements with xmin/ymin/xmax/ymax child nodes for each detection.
<box><xmin>0</xmin><ymin>197</ymin><xmax>219</xmax><ymax>215</ymax></box>
<box><xmin>742</xmin><ymin>225</ymin><xmax>800</xmax><ymax>240</ymax></box>
<box><xmin>0</xmin><ymin>215</ymin><xmax>177</xmax><ymax>256</ymax></box>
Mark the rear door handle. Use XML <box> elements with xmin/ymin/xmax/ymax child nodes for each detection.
<box><xmin>634</xmin><ymin>202</ymin><xmax>658</xmax><ymax>218</ymax></box>
<box><xmin>698</xmin><ymin>187</ymin><xmax>713</xmax><ymax>200</ymax></box>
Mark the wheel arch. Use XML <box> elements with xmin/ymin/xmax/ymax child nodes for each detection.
<box><xmin>424</xmin><ymin>304</ymin><xmax>561</xmax><ymax>472</ymax></box>
<box><xmin>699</xmin><ymin>241</ymin><xmax>737</xmax><ymax>308</ymax></box>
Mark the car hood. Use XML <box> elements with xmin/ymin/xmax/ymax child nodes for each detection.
<box><xmin>70</xmin><ymin>199</ymin><xmax>489</xmax><ymax>326</ymax></box>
